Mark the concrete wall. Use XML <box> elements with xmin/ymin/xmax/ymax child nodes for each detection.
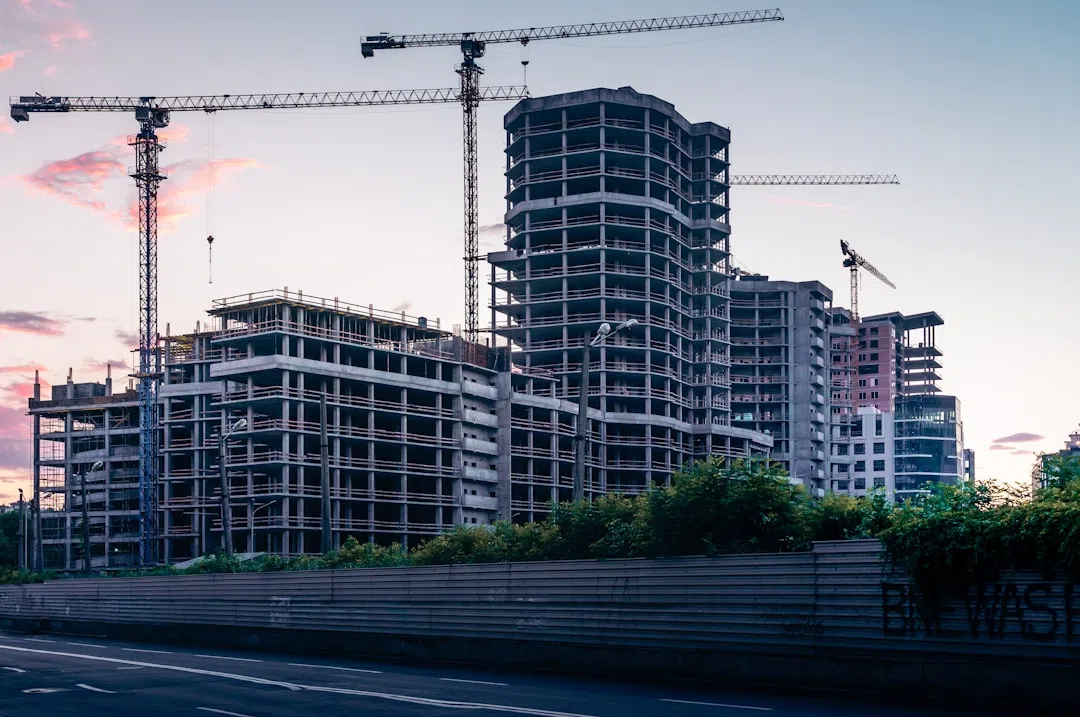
<box><xmin>2</xmin><ymin>540</ymin><xmax>1078</xmax><ymax>711</ymax></box>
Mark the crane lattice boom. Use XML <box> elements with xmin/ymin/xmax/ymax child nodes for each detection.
<box><xmin>9</xmin><ymin>87</ymin><xmax>528</xmax><ymax>120</ymax></box>
<box><xmin>362</xmin><ymin>9</ymin><xmax>784</xmax><ymax>53</ymax></box>
<box><xmin>730</xmin><ymin>174</ymin><xmax>899</xmax><ymax>186</ymax></box>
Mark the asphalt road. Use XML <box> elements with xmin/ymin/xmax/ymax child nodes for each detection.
<box><xmin>0</xmin><ymin>630</ymin><xmax>993</xmax><ymax>717</ymax></box>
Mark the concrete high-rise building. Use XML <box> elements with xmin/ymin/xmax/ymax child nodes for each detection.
<box><xmin>729</xmin><ymin>275</ymin><xmax>831</xmax><ymax>492</ymax></box>
<box><xmin>489</xmin><ymin>87</ymin><xmax>773</xmax><ymax>497</ymax></box>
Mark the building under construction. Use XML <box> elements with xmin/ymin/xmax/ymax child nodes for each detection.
<box><xmin>28</xmin><ymin>369</ymin><xmax>142</xmax><ymax>570</ymax></box>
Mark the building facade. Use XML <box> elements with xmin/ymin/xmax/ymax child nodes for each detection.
<box><xmin>729</xmin><ymin>275</ymin><xmax>831</xmax><ymax>492</ymax></box>
<box><xmin>490</xmin><ymin>87</ymin><xmax>772</xmax><ymax>498</ymax></box>
<box><xmin>828</xmin><ymin>308</ymin><xmax>966</xmax><ymax>499</ymax></box>
<box><xmin>28</xmin><ymin>368</ymin><xmax>142</xmax><ymax>570</ymax></box>
<box><xmin>29</xmin><ymin>286</ymin><xmax>770</xmax><ymax>570</ymax></box>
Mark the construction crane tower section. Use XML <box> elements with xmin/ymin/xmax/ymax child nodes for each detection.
<box><xmin>10</xmin><ymin>86</ymin><xmax>528</xmax><ymax>565</ymax></box>
<box><xmin>362</xmin><ymin>9</ymin><xmax>785</xmax><ymax>342</ymax></box>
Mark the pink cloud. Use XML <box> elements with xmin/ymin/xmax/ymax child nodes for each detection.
<box><xmin>0</xmin><ymin>364</ymin><xmax>47</xmax><ymax>375</ymax></box>
<box><xmin>23</xmin><ymin>128</ymin><xmax>261</xmax><ymax>231</ymax></box>
<box><xmin>0</xmin><ymin>50</ymin><xmax>26</xmax><ymax>72</ymax></box>
<box><xmin>47</xmin><ymin>21</ymin><xmax>91</xmax><ymax>50</ymax></box>
<box><xmin>22</xmin><ymin>147</ymin><xmax>127</xmax><ymax>213</ymax></box>
<box><xmin>0</xmin><ymin>120</ymin><xmax>14</xmax><ymax>135</ymax></box>
<box><xmin>44</xmin><ymin>64</ymin><xmax>56</xmax><ymax>75</ymax></box>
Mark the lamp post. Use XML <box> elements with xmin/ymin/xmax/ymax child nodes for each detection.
<box><xmin>76</xmin><ymin>460</ymin><xmax>104</xmax><ymax>575</ymax></box>
<box><xmin>573</xmin><ymin>319</ymin><xmax>639</xmax><ymax>502</ymax></box>
<box><xmin>247</xmin><ymin>498</ymin><xmax>274</xmax><ymax>553</ymax></box>
<box><xmin>219</xmin><ymin>417</ymin><xmax>247</xmax><ymax>555</ymax></box>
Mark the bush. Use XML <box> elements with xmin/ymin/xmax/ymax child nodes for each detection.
<box><xmin>5</xmin><ymin>458</ymin><xmax>1077</xmax><ymax>596</ymax></box>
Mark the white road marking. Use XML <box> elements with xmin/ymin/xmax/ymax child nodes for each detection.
<box><xmin>659</xmin><ymin>698</ymin><xmax>773</xmax><ymax>711</ymax></box>
<box><xmin>440</xmin><ymin>677</ymin><xmax>510</xmax><ymax>687</ymax></box>
<box><xmin>23</xmin><ymin>687</ymin><xmax>68</xmax><ymax>693</ymax></box>
<box><xmin>24</xmin><ymin>638</ymin><xmax>54</xmax><ymax>643</ymax></box>
<box><xmin>288</xmin><ymin>662</ymin><xmax>382</xmax><ymax>674</ymax></box>
<box><xmin>2</xmin><ymin>666</ymin><xmax>27</xmax><ymax>673</ymax></box>
<box><xmin>117</xmin><ymin>666</ymin><xmax>145</xmax><ymax>671</ymax></box>
<box><xmin>194</xmin><ymin>654</ymin><xmax>262</xmax><ymax>663</ymax></box>
<box><xmin>0</xmin><ymin>642</ymin><xmax>598</xmax><ymax>716</ymax></box>
<box><xmin>121</xmin><ymin>647</ymin><xmax>173</xmax><ymax>654</ymax></box>
<box><xmin>77</xmin><ymin>683</ymin><xmax>117</xmax><ymax>694</ymax></box>
<box><xmin>67</xmin><ymin>642</ymin><xmax>107</xmax><ymax>649</ymax></box>
<box><xmin>197</xmin><ymin>708</ymin><xmax>255</xmax><ymax>717</ymax></box>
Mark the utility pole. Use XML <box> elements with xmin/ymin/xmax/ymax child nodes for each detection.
<box><xmin>320</xmin><ymin>392</ymin><xmax>331</xmax><ymax>554</ymax></box>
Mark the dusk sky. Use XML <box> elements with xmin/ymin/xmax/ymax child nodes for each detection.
<box><xmin>1</xmin><ymin>0</ymin><xmax>1077</xmax><ymax>503</ymax></box>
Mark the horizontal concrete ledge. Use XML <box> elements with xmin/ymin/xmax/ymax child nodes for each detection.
<box><xmin>2</xmin><ymin>617</ymin><xmax>1073</xmax><ymax>713</ymax></box>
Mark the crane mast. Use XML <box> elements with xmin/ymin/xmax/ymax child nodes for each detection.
<box><xmin>362</xmin><ymin>9</ymin><xmax>786</xmax><ymax>341</ymax></box>
<box><xmin>10</xmin><ymin>85</ymin><xmax>526</xmax><ymax>566</ymax></box>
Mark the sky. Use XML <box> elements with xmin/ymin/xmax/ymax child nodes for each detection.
<box><xmin>0</xmin><ymin>0</ymin><xmax>1078</xmax><ymax>503</ymax></box>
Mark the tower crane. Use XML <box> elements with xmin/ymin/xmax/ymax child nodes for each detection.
<box><xmin>838</xmin><ymin>239</ymin><xmax>896</xmax><ymax>438</ymax></box>
<box><xmin>10</xmin><ymin>85</ymin><xmax>527</xmax><ymax>565</ymax></box>
<box><xmin>840</xmin><ymin>238</ymin><xmax>895</xmax><ymax>323</ymax></box>
<box><xmin>361</xmin><ymin>9</ymin><xmax>786</xmax><ymax>342</ymax></box>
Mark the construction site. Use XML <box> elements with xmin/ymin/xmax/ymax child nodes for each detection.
<box><xmin>12</xmin><ymin>9</ymin><xmax>969</xmax><ymax>571</ymax></box>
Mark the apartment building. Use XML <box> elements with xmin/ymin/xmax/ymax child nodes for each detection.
<box><xmin>829</xmin><ymin>309</ymin><xmax>966</xmax><ymax>498</ymax></box>
<box><xmin>489</xmin><ymin>87</ymin><xmax>773</xmax><ymax>497</ymax></box>
<box><xmin>729</xmin><ymin>274</ymin><xmax>831</xmax><ymax>492</ymax></box>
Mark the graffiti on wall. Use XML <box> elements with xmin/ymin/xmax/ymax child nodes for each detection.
<box><xmin>882</xmin><ymin>581</ymin><xmax>1079</xmax><ymax>641</ymax></box>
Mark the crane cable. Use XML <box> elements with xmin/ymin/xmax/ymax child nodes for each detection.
<box><xmin>206</xmin><ymin>110</ymin><xmax>216</xmax><ymax>284</ymax></box>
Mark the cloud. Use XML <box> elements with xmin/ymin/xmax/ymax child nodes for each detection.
<box><xmin>114</xmin><ymin>328</ymin><xmax>139</xmax><ymax>347</ymax></box>
<box><xmin>22</xmin><ymin>147</ymin><xmax>126</xmax><ymax>213</ymax></box>
<box><xmin>988</xmin><ymin>444</ymin><xmax>1010</xmax><ymax>451</ymax></box>
<box><xmin>46</xmin><ymin>21</ymin><xmax>90</xmax><ymax>50</ymax></box>
<box><xmin>992</xmin><ymin>432</ymin><xmax>1044</xmax><ymax>444</ymax></box>
<box><xmin>0</xmin><ymin>50</ymin><xmax>26</xmax><ymax>72</ymax></box>
<box><xmin>22</xmin><ymin>130</ymin><xmax>261</xmax><ymax>231</ymax></box>
<box><xmin>43</xmin><ymin>64</ymin><xmax>56</xmax><ymax>75</ymax></box>
<box><xmin>0</xmin><ymin>310</ymin><xmax>67</xmax><ymax>337</ymax></box>
<box><xmin>392</xmin><ymin>301</ymin><xmax>412</xmax><ymax>313</ymax></box>
<box><xmin>767</xmin><ymin>197</ymin><xmax>850</xmax><ymax>211</ymax></box>
<box><xmin>0</xmin><ymin>120</ymin><xmax>13</xmax><ymax>135</ymax></box>
<box><xmin>83</xmin><ymin>358</ymin><xmax>127</xmax><ymax>373</ymax></box>
<box><xmin>478</xmin><ymin>222</ymin><xmax>504</xmax><ymax>235</ymax></box>
<box><xmin>0</xmin><ymin>364</ymin><xmax>46</xmax><ymax>375</ymax></box>
<box><xmin>0</xmin><ymin>404</ymin><xmax>31</xmax><ymax>474</ymax></box>
<box><xmin>1011</xmin><ymin>449</ymin><xmax>1034</xmax><ymax>456</ymax></box>
<box><xmin>153</xmin><ymin>157</ymin><xmax>262</xmax><ymax>229</ymax></box>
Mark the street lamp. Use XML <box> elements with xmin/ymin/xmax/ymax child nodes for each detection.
<box><xmin>76</xmin><ymin>460</ymin><xmax>104</xmax><ymax>575</ymax></box>
<box><xmin>573</xmin><ymin>319</ymin><xmax>639</xmax><ymax>502</ymax></box>
<box><xmin>246</xmin><ymin>498</ymin><xmax>274</xmax><ymax>553</ymax></box>
<box><xmin>219</xmin><ymin>417</ymin><xmax>247</xmax><ymax>555</ymax></box>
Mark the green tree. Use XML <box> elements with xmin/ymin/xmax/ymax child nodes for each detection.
<box><xmin>0</xmin><ymin>510</ymin><xmax>18</xmax><ymax>568</ymax></box>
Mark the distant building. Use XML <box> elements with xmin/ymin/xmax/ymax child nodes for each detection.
<box><xmin>729</xmin><ymin>274</ymin><xmax>832</xmax><ymax>492</ymax></box>
<box><xmin>1032</xmin><ymin>425</ymin><xmax>1080</xmax><ymax>491</ymax></box>
<box><xmin>829</xmin><ymin>308</ymin><xmax>966</xmax><ymax>499</ymax></box>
